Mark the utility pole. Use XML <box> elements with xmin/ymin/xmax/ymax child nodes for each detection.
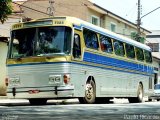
<box><xmin>136</xmin><ymin>0</ymin><xmax>160</xmax><ymax>43</ymax></box>
<box><xmin>137</xmin><ymin>0</ymin><xmax>141</xmax><ymax>41</ymax></box>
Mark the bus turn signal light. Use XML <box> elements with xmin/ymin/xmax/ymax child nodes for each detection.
<box><xmin>63</xmin><ymin>74</ymin><xmax>70</xmax><ymax>84</ymax></box>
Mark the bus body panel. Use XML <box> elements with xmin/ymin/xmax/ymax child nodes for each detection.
<box><xmin>6</xmin><ymin>16</ymin><xmax>154</xmax><ymax>102</ymax></box>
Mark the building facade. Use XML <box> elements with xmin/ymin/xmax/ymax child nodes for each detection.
<box><xmin>146</xmin><ymin>30</ymin><xmax>160</xmax><ymax>84</ymax></box>
<box><xmin>21</xmin><ymin>0</ymin><xmax>150</xmax><ymax>40</ymax></box>
<box><xmin>0</xmin><ymin>2</ymin><xmax>23</xmax><ymax>95</ymax></box>
<box><xmin>0</xmin><ymin>39</ymin><xmax>8</xmax><ymax>95</ymax></box>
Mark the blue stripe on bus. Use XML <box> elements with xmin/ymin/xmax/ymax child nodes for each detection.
<box><xmin>7</xmin><ymin>60</ymin><xmax>153</xmax><ymax>76</ymax></box>
<box><xmin>83</xmin><ymin>52</ymin><xmax>153</xmax><ymax>74</ymax></box>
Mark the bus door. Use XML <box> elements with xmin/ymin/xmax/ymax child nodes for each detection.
<box><xmin>71</xmin><ymin>29</ymin><xmax>84</xmax><ymax>96</ymax></box>
<box><xmin>72</xmin><ymin>30</ymin><xmax>82</xmax><ymax>59</ymax></box>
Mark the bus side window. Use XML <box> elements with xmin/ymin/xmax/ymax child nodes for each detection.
<box><xmin>136</xmin><ymin>47</ymin><xmax>144</xmax><ymax>61</ymax></box>
<box><xmin>100</xmin><ymin>34</ymin><xmax>113</xmax><ymax>53</ymax></box>
<box><xmin>125</xmin><ymin>43</ymin><xmax>135</xmax><ymax>59</ymax></box>
<box><xmin>73</xmin><ymin>34</ymin><xmax>81</xmax><ymax>58</ymax></box>
<box><xmin>144</xmin><ymin>50</ymin><xmax>152</xmax><ymax>63</ymax></box>
<box><xmin>83</xmin><ymin>28</ymin><xmax>99</xmax><ymax>50</ymax></box>
<box><xmin>113</xmin><ymin>39</ymin><xmax>125</xmax><ymax>56</ymax></box>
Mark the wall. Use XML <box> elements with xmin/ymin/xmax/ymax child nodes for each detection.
<box><xmin>22</xmin><ymin>0</ymin><xmax>147</xmax><ymax>40</ymax></box>
<box><xmin>22</xmin><ymin>0</ymin><xmax>92</xmax><ymax>21</ymax></box>
<box><xmin>105</xmin><ymin>15</ymin><xmax>138</xmax><ymax>39</ymax></box>
<box><xmin>152</xmin><ymin>58</ymin><xmax>160</xmax><ymax>84</ymax></box>
<box><xmin>0</xmin><ymin>17</ymin><xmax>20</xmax><ymax>37</ymax></box>
<box><xmin>0</xmin><ymin>42</ymin><xmax>8</xmax><ymax>95</ymax></box>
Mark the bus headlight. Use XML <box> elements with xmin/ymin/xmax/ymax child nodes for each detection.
<box><xmin>49</xmin><ymin>75</ymin><xmax>62</xmax><ymax>86</ymax></box>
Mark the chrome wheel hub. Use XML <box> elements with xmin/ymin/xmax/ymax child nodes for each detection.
<box><xmin>85</xmin><ymin>83</ymin><xmax>93</xmax><ymax>100</ymax></box>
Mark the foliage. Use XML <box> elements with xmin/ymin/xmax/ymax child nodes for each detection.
<box><xmin>131</xmin><ymin>32</ymin><xmax>145</xmax><ymax>43</ymax></box>
<box><xmin>0</xmin><ymin>0</ymin><xmax>12</xmax><ymax>24</ymax></box>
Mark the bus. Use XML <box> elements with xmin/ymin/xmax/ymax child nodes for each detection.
<box><xmin>6</xmin><ymin>16</ymin><xmax>154</xmax><ymax>105</ymax></box>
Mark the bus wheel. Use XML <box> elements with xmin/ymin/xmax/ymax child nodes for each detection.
<box><xmin>128</xmin><ymin>84</ymin><xmax>143</xmax><ymax>103</ymax></box>
<box><xmin>78</xmin><ymin>80</ymin><xmax>96</xmax><ymax>104</ymax></box>
<box><xmin>29</xmin><ymin>99</ymin><xmax>47</xmax><ymax>105</ymax></box>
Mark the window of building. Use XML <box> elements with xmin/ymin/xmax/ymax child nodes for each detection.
<box><xmin>125</xmin><ymin>44</ymin><xmax>135</xmax><ymax>59</ymax></box>
<box><xmin>83</xmin><ymin>28</ymin><xmax>99</xmax><ymax>50</ymax></box>
<box><xmin>91</xmin><ymin>15</ymin><xmax>100</xmax><ymax>26</ymax></box>
<box><xmin>136</xmin><ymin>47</ymin><xmax>144</xmax><ymax>61</ymax></box>
<box><xmin>113</xmin><ymin>39</ymin><xmax>125</xmax><ymax>56</ymax></box>
<box><xmin>147</xmin><ymin>43</ymin><xmax>159</xmax><ymax>52</ymax></box>
<box><xmin>110</xmin><ymin>23</ymin><xmax>116</xmax><ymax>32</ymax></box>
<box><xmin>100</xmin><ymin>34</ymin><xmax>113</xmax><ymax>53</ymax></box>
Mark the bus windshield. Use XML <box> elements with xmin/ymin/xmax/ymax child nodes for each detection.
<box><xmin>9</xmin><ymin>26</ymin><xmax>72</xmax><ymax>58</ymax></box>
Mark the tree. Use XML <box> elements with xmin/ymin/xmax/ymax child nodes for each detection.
<box><xmin>0</xmin><ymin>0</ymin><xmax>12</xmax><ymax>24</ymax></box>
<box><xmin>131</xmin><ymin>32</ymin><xmax>145</xmax><ymax>43</ymax></box>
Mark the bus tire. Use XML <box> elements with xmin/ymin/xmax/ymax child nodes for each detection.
<box><xmin>78</xmin><ymin>80</ymin><xmax>96</xmax><ymax>104</ymax></box>
<box><xmin>29</xmin><ymin>99</ymin><xmax>47</xmax><ymax>105</ymax></box>
<box><xmin>128</xmin><ymin>84</ymin><xmax>143</xmax><ymax>103</ymax></box>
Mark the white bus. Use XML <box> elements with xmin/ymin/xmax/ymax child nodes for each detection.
<box><xmin>6</xmin><ymin>17</ymin><xmax>154</xmax><ymax>104</ymax></box>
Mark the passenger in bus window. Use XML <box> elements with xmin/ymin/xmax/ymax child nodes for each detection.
<box><xmin>100</xmin><ymin>35</ymin><xmax>113</xmax><ymax>53</ymax></box>
<box><xmin>83</xmin><ymin>28</ymin><xmax>98</xmax><ymax>49</ymax></box>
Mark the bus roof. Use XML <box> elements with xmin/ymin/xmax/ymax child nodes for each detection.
<box><xmin>23</xmin><ymin>16</ymin><xmax>152</xmax><ymax>51</ymax></box>
<box><xmin>46</xmin><ymin>16</ymin><xmax>149</xmax><ymax>52</ymax></box>
<box><xmin>65</xmin><ymin>17</ymin><xmax>151</xmax><ymax>51</ymax></box>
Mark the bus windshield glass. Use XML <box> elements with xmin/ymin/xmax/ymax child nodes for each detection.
<box><xmin>9</xmin><ymin>26</ymin><xmax>72</xmax><ymax>58</ymax></box>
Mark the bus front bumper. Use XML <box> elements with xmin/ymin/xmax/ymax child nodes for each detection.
<box><xmin>7</xmin><ymin>87</ymin><xmax>74</xmax><ymax>99</ymax></box>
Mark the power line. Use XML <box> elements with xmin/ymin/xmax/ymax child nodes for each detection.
<box><xmin>125</xmin><ymin>4</ymin><xmax>137</xmax><ymax>20</ymax></box>
<box><xmin>12</xmin><ymin>2</ymin><xmax>50</xmax><ymax>16</ymax></box>
<box><xmin>27</xmin><ymin>1</ymin><xmax>89</xmax><ymax>18</ymax></box>
<box><xmin>141</xmin><ymin>6</ymin><xmax>160</xmax><ymax>19</ymax></box>
<box><xmin>54</xmin><ymin>2</ymin><xmax>89</xmax><ymax>17</ymax></box>
<box><xmin>56</xmin><ymin>2</ymin><xmax>91</xmax><ymax>6</ymax></box>
<box><xmin>31</xmin><ymin>1</ymin><xmax>65</xmax><ymax>15</ymax></box>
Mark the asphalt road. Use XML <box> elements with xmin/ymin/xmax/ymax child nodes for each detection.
<box><xmin>0</xmin><ymin>99</ymin><xmax>160</xmax><ymax>120</ymax></box>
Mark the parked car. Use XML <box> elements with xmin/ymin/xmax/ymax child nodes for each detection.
<box><xmin>149</xmin><ymin>84</ymin><xmax>160</xmax><ymax>101</ymax></box>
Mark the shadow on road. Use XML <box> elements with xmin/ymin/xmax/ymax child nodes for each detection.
<box><xmin>0</xmin><ymin>99</ymin><xmax>116</xmax><ymax>106</ymax></box>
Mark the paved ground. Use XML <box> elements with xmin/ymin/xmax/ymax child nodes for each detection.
<box><xmin>0</xmin><ymin>98</ymin><xmax>160</xmax><ymax>120</ymax></box>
